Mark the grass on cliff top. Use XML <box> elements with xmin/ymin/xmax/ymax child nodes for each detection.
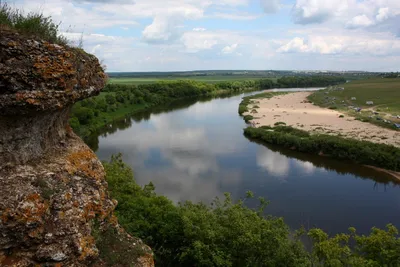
<box><xmin>0</xmin><ymin>3</ymin><xmax>67</xmax><ymax>45</ymax></box>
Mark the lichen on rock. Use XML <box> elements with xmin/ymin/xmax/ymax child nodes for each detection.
<box><xmin>0</xmin><ymin>28</ymin><xmax>154</xmax><ymax>267</ymax></box>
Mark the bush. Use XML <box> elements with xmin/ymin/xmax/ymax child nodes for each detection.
<box><xmin>243</xmin><ymin>115</ymin><xmax>254</xmax><ymax>122</ymax></box>
<box><xmin>244</xmin><ymin>127</ymin><xmax>400</xmax><ymax>171</ymax></box>
<box><xmin>274</xmin><ymin>121</ymin><xmax>286</xmax><ymax>126</ymax></box>
<box><xmin>0</xmin><ymin>3</ymin><xmax>67</xmax><ymax>45</ymax></box>
<box><xmin>103</xmin><ymin>154</ymin><xmax>310</xmax><ymax>266</ymax></box>
<box><xmin>103</xmin><ymin>154</ymin><xmax>400</xmax><ymax>267</ymax></box>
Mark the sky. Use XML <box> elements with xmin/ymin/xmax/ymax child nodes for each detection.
<box><xmin>10</xmin><ymin>0</ymin><xmax>400</xmax><ymax>72</ymax></box>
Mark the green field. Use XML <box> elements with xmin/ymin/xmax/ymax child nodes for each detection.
<box><xmin>308</xmin><ymin>78</ymin><xmax>400</xmax><ymax>129</ymax></box>
<box><xmin>108</xmin><ymin>76</ymin><xmax>278</xmax><ymax>85</ymax></box>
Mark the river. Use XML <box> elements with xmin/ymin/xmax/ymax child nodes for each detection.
<box><xmin>91</xmin><ymin>89</ymin><xmax>400</xmax><ymax>235</ymax></box>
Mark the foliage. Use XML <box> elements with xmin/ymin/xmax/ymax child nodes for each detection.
<box><xmin>92</xmin><ymin>220</ymin><xmax>146</xmax><ymax>266</ymax></box>
<box><xmin>243</xmin><ymin>115</ymin><xmax>254</xmax><ymax>122</ymax></box>
<box><xmin>71</xmin><ymin>80</ymin><xmax>263</xmax><ymax>137</ymax></box>
<box><xmin>103</xmin><ymin>154</ymin><xmax>310</xmax><ymax>267</ymax></box>
<box><xmin>103</xmin><ymin>154</ymin><xmax>400</xmax><ymax>267</ymax></box>
<box><xmin>244</xmin><ymin>126</ymin><xmax>400</xmax><ymax>171</ymax></box>
<box><xmin>0</xmin><ymin>3</ymin><xmax>67</xmax><ymax>45</ymax></box>
<box><xmin>70</xmin><ymin>76</ymin><xmax>346</xmax><ymax>138</ymax></box>
<box><xmin>274</xmin><ymin>121</ymin><xmax>286</xmax><ymax>126</ymax></box>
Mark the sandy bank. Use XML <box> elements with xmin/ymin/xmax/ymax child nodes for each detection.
<box><xmin>247</xmin><ymin>92</ymin><xmax>400</xmax><ymax>148</ymax></box>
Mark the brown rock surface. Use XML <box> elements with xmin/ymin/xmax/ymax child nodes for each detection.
<box><xmin>0</xmin><ymin>28</ymin><xmax>154</xmax><ymax>266</ymax></box>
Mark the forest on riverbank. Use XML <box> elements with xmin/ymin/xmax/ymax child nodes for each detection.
<box><xmin>70</xmin><ymin>76</ymin><xmax>346</xmax><ymax>138</ymax></box>
<box><xmin>101</xmin><ymin>154</ymin><xmax>400</xmax><ymax>267</ymax></box>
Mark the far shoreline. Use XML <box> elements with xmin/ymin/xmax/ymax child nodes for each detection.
<box><xmin>240</xmin><ymin>91</ymin><xmax>400</xmax><ymax>179</ymax></box>
<box><xmin>246</xmin><ymin>91</ymin><xmax>400</xmax><ymax>148</ymax></box>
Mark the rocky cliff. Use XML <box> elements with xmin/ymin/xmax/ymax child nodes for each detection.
<box><xmin>0</xmin><ymin>28</ymin><xmax>154</xmax><ymax>266</ymax></box>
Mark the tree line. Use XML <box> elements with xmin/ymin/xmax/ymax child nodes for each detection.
<box><xmin>70</xmin><ymin>76</ymin><xmax>346</xmax><ymax>138</ymax></box>
<box><xmin>244</xmin><ymin>126</ymin><xmax>400</xmax><ymax>172</ymax></box>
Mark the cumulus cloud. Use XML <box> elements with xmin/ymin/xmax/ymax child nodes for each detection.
<box><xmin>260</xmin><ymin>0</ymin><xmax>280</xmax><ymax>14</ymax></box>
<box><xmin>346</xmin><ymin>15</ymin><xmax>374</xmax><ymax>29</ymax></box>
<box><xmin>142</xmin><ymin>16</ymin><xmax>183</xmax><ymax>44</ymax></box>
<box><xmin>222</xmin><ymin>43</ymin><xmax>238</xmax><ymax>53</ymax></box>
<box><xmin>291</xmin><ymin>0</ymin><xmax>400</xmax><ymax>36</ymax></box>
<box><xmin>291</xmin><ymin>0</ymin><xmax>348</xmax><ymax>24</ymax></box>
<box><xmin>376</xmin><ymin>7</ymin><xmax>391</xmax><ymax>22</ymax></box>
<box><xmin>278</xmin><ymin>34</ymin><xmax>400</xmax><ymax>56</ymax></box>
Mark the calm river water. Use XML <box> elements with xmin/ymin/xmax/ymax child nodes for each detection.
<box><xmin>91</xmin><ymin>89</ymin><xmax>400</xmax><ymax>235</ymax></box>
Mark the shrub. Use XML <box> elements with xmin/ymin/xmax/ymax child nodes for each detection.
<box><xmin>103</xmin><ymin>154</ymin><xmax>310</xmax><ymax>266</ymax></box>
<box><xmin>104</xmin><ymin>154</ymin><xmax>400</xmax><ymax>267</ymax></box>
<box><xmin>244</xmin><ymin>127</ymin><xmax>400</xmax><ymax>171</ymax></box>
<box><xmin>243</xmin><ymin>115</ymin><xmax>254</xmax><ymax>122</ymax></box>
<box><xmin>274</xmin><ymin>121</ymin><xmax>286</xmax><ymax>126</ymax></box>
<box><xmin>0</xmin><ymin>3</ymin><xmax>67</xmax><ymax>45</ymax></box>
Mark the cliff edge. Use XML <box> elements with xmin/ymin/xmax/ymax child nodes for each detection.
<box><xmin>0</xmin><ymin>28</ymin><xmax>154</xmax><ymax>266</ymax></box>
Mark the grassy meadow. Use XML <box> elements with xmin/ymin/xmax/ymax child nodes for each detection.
<box><xmin>108</xmin><ymin>76</ymin><xmax>278</xmax><ymax>85</ymax></box>
<box><xmin>308</xmin><ymin>78</ymin><xmax>400</xmax><ymax>129</ymax></box>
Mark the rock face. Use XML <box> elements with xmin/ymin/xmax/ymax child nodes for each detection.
<box><xmin>0</xmin><ymin>28</ymin><xmax>154</xmax><ymax>266</ymax></box>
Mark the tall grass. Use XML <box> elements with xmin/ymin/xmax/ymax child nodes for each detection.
<box><xmin>0</xmin><ymin>2</ymin><xmax>67</xmax><ymax>45</ymax></box>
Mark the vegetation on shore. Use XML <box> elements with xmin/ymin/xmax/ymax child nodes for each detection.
<box><xmin>71</xmin><ymin>76</ymin><xmax>344</xmax><ymax>138</ymax></box>
<box><xmin>308</xmin><ymin>78</ymin><xmax>400</xmax><ymax>130</ymax></box>
<box><xmin>70</xmin><ymin>80</ymin><xmax>263</xmax><ymax>137</ymax></box>
<box><xmin>238</xmin><ymin>91</ymin><xmax>288</xmax><ymax>115</ymax></box>
<box><xmin>104</xmin><ymin>154</ymin><xmax>400</xmax><ymax>267</ymax></box>
<box><xmin>243</xmin><ymin>126</ymin><xmax>400</xmax><ymax>172</ymax></box>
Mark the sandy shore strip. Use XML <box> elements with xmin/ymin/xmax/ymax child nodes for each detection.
<box><xmin>246</xmin><ymin>92</ymin><xmax>400</xmax><ymax>148</ymax></box>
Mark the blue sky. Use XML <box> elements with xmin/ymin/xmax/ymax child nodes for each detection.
<box><xmin>12</xmin><ymin>0</ymin><xmax>400</xmax><ymax>71</ymax></box>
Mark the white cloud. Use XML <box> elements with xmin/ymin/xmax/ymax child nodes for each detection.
<box><xmin>278</xmin><ymin>34</ymin><xmax>400</xmax><ymax>56</ymax></box>
<box><xmin>222</xmin><ymin>43</ymin><xmax>238</xmax><ymax>53</ymax></box>
<box><xmin>292</xmin><ymin>0</ymin><xmax>350</xmax><ymax>24</ymax></box>
<box><xmin>142</xmin><ymin>16</ymin><xmax>183</xmax><ymax>43</ymax></box>
<box><xmin>376</xmin><ymin>7</ymin><xmax>391</xmax><ymax>22</ymax></box>
<box><xmin>346</xmin><ymin>14</ymin><xmax>374</xmax><ymax>28</ymax></box>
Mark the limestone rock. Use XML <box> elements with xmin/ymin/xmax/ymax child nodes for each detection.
<box><xmin>0</xmin><ymin>28</ymin><xmax>154</xmax><ymax>267</ymax></box>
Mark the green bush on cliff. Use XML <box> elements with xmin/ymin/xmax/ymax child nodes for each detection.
<box><xmin>103</xmin><ymin>154</ymin><xmax>400</xmax><ymax>267</ymax></box>
<box><xmin>0</xmin><ymin>3</ymin><xmax>67</xmax><ymax>45</ymax></box>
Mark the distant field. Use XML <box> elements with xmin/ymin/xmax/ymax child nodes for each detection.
<box><xmin>308</xmin><ymin>78</ymin><xmax>400</xmax><ymax>129</ymax></box>
<box><xmin>108</xmin><ymin>76</ymin><xmax>278</xmax><ymax>85</ymax></box>
<box><xmin>317</xmin><ymin>78</ymin><xmax>399</xmax><ymax>112</ymax></box>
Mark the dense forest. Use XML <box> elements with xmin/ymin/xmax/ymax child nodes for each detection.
<box><xmin>101</xmin><ymin>154</ymin><xmax>400</xmax><ymax>267</ymax></box>
<box><xmin>70</xmin><ymin>76</ymin><xmax>346</xmax><ymax>137</ymax></box>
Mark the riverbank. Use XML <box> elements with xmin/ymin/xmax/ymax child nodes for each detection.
<box><xmin>246</xmin><ymin>92</ymin><xmax>400</xmax><ymax>147</ymax></box>
<box><xmin>71</xmin><ymin>85</ymin><xmax>261</xmax><ymax>139</ymax></box>
<box><xmin>240</xmin><ymin>91</ymin><xmax>400</xmax><ymax>176</ymax></box>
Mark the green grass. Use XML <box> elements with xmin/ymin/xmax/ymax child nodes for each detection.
<box><xmin>308</xmin><ymin>78</ymin><xmax>400</xmax><ymax>130</ymax></box>
<box><xmin>108</xmin><ymin>76</ymin><xmax>278</xmax><ymax>85</ymax></box>
<box><xmin>0</xmin><ymin>3</ymin><xmax>67</xmax><ymax>45</ymax></box>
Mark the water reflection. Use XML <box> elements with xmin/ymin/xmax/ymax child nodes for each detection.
<box><xmin>93</xmin><ymin>90</ymin><xmax>400</xmax><ymax>234</ymax></box>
